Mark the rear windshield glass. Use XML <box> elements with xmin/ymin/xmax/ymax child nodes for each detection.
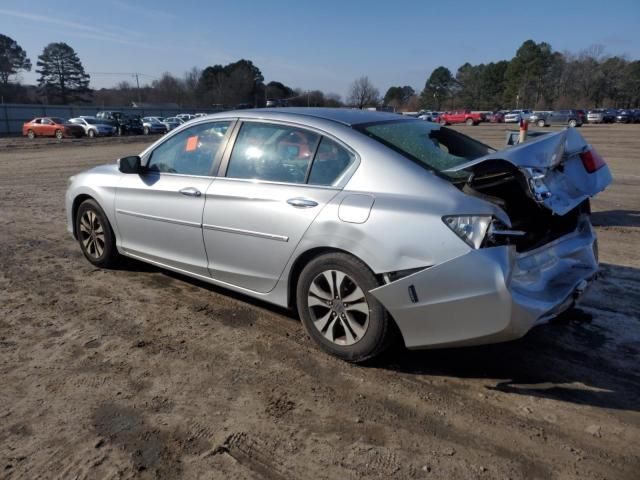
<box><xmin>355</xmin><ymin>120</ymin><xmax>494</xmax><ymax>180</ymax></box>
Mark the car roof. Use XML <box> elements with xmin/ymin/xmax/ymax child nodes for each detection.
<box><xmin>218</xmin><ymin>107</ymin><xmax>403</xmax><ymax>127</ymax></box>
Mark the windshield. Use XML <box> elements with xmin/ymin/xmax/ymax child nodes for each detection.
<box><xmin>356</xmin><ymin>120</ymin><xmax>494</xmax><ymax>180</ymax></box>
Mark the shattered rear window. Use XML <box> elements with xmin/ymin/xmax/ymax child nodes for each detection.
<box><xmin>356</xmin><ymin>119</ymin><xmax>495</xmax><ymax>181</ymax></box>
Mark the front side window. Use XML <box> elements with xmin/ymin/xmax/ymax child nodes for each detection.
<box><xmin>227</xmin><ymin>122</ymin><xmax>320</xmax><ymax>184</ymax></box>
<box><xmin>147</xmin><ymin>121</ymin><xmax>231</xmax><ymax>176</ymax></box>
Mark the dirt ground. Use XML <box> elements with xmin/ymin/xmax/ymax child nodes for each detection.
<box><xmin>1</xmin><ymin>123</ymin><xmax>639</xmax><ymax>479</ymax></box>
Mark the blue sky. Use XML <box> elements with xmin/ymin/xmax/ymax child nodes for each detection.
<box><xmin>1</xmin><ymin>0</ymin><xmax>639</xmax><ymax>98</ymax></box>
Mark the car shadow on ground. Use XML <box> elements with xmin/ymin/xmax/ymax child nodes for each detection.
<box><xmin>116</xmin><ymin>256</ymin><xmax>640</xmax><ymax>412</ymax></box>
<box><xmin>376</xmin><ymin>314</ymin><xmax>640</xmax><ymax>413</ymax></box>
<box><xmin>592</xmin><ymin>209</ymin><xmax>640</xmax><ymax>227</ymax></box>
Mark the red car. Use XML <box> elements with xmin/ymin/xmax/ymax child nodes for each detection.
<box><xmin>22</xmin><ymin>117</ymin><xmax>85</xmax><ymax>139</ymax></box>
<box><xmin>437</xmin><ymin>109</ymin><xmax>485</xmax><ymax>126</ymax></box>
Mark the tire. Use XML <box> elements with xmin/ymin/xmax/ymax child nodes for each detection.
<box><xmin>27</xmin><ymin>129</ymin><xmax>35</xmax><ymax>139</ymax></box>
<box><xmin>75</xmin><ymin>199</ymin><xmax>119</xmax><ymax>268</ymax></box>
<box><xmin>465</xmin><ymin>118</ymin><xmax>474</xmax><ymax>126</ymax></box>
<box><xmin>439</xmin><ymin>118</ymin><xmax>447</xmax><ymax>126</ymax></box>
<box><xmin>296</xmin><ymin>252</ymin><xmax>391</xmax><ymax>362</ymax></box>
<box><xmin>143</xmin><ymin>126</ymin><xmax>149</xmax><ymax>135</ymax></box>
<box><xmin>88</xmin><ymin>129</ymin><xmax>95</xmax><ymax>138</ymax></box>
<box><xmin>537</xmin><ymin>119</ymin><xmax>546</xmax><ymax>127</ymax></box>
<box><xmin>55</xmin><ymin>129</ymin><xmax>63</xmax><ymax>139</ymax></box>
<box><xmin>568</xmin><ymin>119</ymin><xmax>577</xmax><ymax>128</ymax></box>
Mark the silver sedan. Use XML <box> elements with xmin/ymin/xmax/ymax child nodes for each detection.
<box><xmin>66</xmin><ymin>108</ymin><xmax>611</xmax><ymax>362</ymax></box>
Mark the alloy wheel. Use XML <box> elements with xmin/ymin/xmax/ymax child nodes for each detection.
<box><xmin>307</xmin><ymin>269</ymin><xmax>370</xmax><ymax>346</ymax></box>
<box><xmin>79</xmin><ymin>210</ymin><xmax>105</xmax><ymax>259</ymax></box>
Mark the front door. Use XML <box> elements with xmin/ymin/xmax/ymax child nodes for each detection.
<box><xmin>203</xmin><ymin>121</ymin><xmax>356</xmax><ymax>293</ymax></box>
<box><xmin>115</xmin><ymin>120</ymin><xmax>233</xmax><ymax>275</ymax></box>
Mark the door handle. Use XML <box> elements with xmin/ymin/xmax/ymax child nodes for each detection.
<box><xmin>287</xmin><ymin>198</ymin><xmax>318</xmax><ymax>208</ymax></box>
<box><xmin>179</xmin><ymin>187</ymin><xmax>201</xmax><ymax>197</ymax></box>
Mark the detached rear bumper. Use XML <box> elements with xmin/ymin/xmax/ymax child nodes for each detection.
<box><xmin>370</xmin><ymin>222</ymin><xmax>598</xmax><ymax>349</ymax></box>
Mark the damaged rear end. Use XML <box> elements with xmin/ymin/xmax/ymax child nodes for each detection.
<box><xmin>371</xmin><ymin>127</ymin><xmax>612</xmax><ymax>349</ymax></box>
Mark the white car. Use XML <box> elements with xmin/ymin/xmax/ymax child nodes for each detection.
<box><xmin>504</xmin><ymin>110</ymin><xmax>532</xmax><ymax>123</ymax></box>
<box><xmin>418</xmin><ymin>111</ymin><xmax>439</xmax><ymax>122</ymax></box>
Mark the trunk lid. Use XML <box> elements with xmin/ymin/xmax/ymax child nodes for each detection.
<box><xmin>445</xmin><ymin>128</ymin><xmax>612</xmax><ymax>216</ymax></box>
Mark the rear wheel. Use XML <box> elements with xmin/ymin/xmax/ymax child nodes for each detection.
<box><xmin>88</xmin><ymin>129</ymin><xmax>96</xmax><ymax>138</ymax></box>
<box><xmin>568</xmin><ymin>119</ymin><xmax>577</xmax><ymax>127</ymax></box>
<box><xmin>27</xmin><ymin>129</ymin><xmax>35</xmax><ymax>139</ymax></box>
<box><xmin>143</xmin><ymin>126</ymin><xmax>150</xmax><ymax>135</ymax></box>
<box><xmin>75</xmin><ymin>199</ymin><xmax>119</xmax><ymax>268</ymax></box>
<box><xmin>55</xmin><ymin>129</ymin><xmax>63</xmax><ymax>139</ymax></box>
<box><xmin>537</xmin><ymin>119</ymin><xmax>546</xmax><ymax>127</ymax></box>
<box><xmin>296</xmin><ymin>253</ymin><xmax>391</xmax><ymax>362</ymax></box>
<box><xmin>439</xmin><ymin>118</ymin><xmax>447</xmax><ymax>126</ymax></box>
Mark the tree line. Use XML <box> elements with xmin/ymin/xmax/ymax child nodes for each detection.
<box><xmin>398</xmin><ymin>40</ymin><xmax>640</xmax><ymax>111</ymax></box>
<box><xmin>1</xmin><ymin>34</ymin><xmax>638</xmax><ymax>111</ymax></box>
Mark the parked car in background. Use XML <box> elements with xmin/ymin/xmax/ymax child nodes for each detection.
<box><xmin>141</xmin><ymin>116</ymin><xmax>168</xmax><ymax>135</ymax></box>
<box><xmin>69</xmin><ymin>117</ymin><xmax>117</xmax><ymax>138</ymax></box>
<box><xmin>527</xmin><ymin>111</ymin><xmax>551</xmax><ymax>127</ymax></box>
<box><xmin>176</xmin><ymin>113</ymin><xmax>196</xmax><ymax>122</ymax></box>
<box><xmin>66</xmin><ymin>108</ymin><xmax>611</xmax><ymax>362</ymax></box>
<box><xmin>417</xmin><ymin>111</ymin><xmax>439</xmax><ymax>122</ymax></box>
<box><xmin>162</xmin><ymin>116</ymin><xmax>185</xmax><ymax>131</ymax></box>
<box><xmin>632</xmin><ymin>109</ymin><xmax>640</xmax><ymax>123</ymax></box>
<box><xmin>437</xmin><ymin>110</ymin><xmax>485</xmax><ymax>125</ymax></box>
<box><xmin>96</xmin><ymin>111</ymin><xmax>144</xmax><ymax>135</ymax></box>
<box><xmin>22</xmin><ymin>117</ymin><xmax>85</xmax><ymax>139</ymax></box>
<box><xmin>486</xmin><ymin>111</ymin><xmax>505</xmax><ymax>123</ymax></box>
<box><xmin>504</xmin><ymin>110</ymin><xmax>532</xmax><ymax>123</ymax></box>
<box><xmin>543</xmin><ymin>110</ymin><xmax>583</xmax><ymax>127</ymax></box>
<box><xmin>587</xmin><ymin>108</ymin><xmax>616</xmax><ymax>123</ymax></box>
<box><xmin>615</xmin><ymin>109</ymin><xmax>634</xmax><ymax>123</ymax></box>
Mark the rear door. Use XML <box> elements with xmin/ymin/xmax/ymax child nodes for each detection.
<box><xmin>115</xmin><ymin>120</ymin><xmax>234</xmax><ymax>275</ymax></box>
<box><xmin>202</xmin><ymin>120</ymin><xmax>356</xmax><ymax>293</ymax></box>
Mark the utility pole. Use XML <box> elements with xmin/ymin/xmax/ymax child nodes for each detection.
<box><xmin>133</xmin><ymin>73</ymin><xmax>141</xmax><ymax>105</ymax></box>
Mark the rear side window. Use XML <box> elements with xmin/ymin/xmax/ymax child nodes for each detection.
<box><xmin>227</xmin><ymin>122</ymin><xmax>320</xmax><ymax>184</ymax></box>
<box><xmin>147</xmin><ymin>121</ymin><xmax>231</xmax><ymax>176</ymax></box>
<box><xmin>307</xmin><ymin>137</ymin><xmax>356</xmax><ymax>186</ymax></box>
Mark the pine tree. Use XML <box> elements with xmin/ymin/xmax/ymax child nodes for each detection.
<box><xmin>0</xmin><ymin>33</ymin><xmax>32</xmax><ymax>86</ymax></box>
<box><xmin>36</xmin><ymin>42</ymin><xmax>90</xmax><ymax>104</ymax></box>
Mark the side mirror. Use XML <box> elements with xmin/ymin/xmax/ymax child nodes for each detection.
<box><xmin>118</xmin><ymin>155</ymin><xmax>141</xmax><ymax>174</ymax></box>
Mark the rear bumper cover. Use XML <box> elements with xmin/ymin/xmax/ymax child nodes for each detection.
<box><xmin>370</xmin><ymin>223</ymin><xmax>598</xmax><ymax>349</ymax></box>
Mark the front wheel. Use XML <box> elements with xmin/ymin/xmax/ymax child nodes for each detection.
<box><xmin>75</xmin><ymin>199</ymin><xmax>119</xmax><ymax>268</ymax></box>
<box><xmin>27</xmin><ymin>129</ymin><xmax>35</xmax><ymax>139</ymax></box>
<box><xmin>88</xmin><ymin>129</ymin><xmax>96</xmax><ymax>138</ymax></box>
<box><xmin>568</xmin><ymin>119</ymin><xmax>577</xmax><ymax>127</ymax></box>
<box><xmin>537</xmin><ymin>119</ymin><xmax>546</xmax><ymax>127</ymax></box>
<box><xmin>439</xmin><ymin>118</ymin><xmax>447</xmax><ymax>126</ymax></box>
<box><xmin>143</xmin><ymin>126</ymin><xmax>149</xmax><ymax>135</ymax></box>
<box><xmin>465</xmin><ymin>118</ymin><xmax>474</xmax><ymax>126</ymax></box>
<box><xmin>296</xmin><ymin>253</ymin><xmax>391</xmax><ymax>362</ymax></box>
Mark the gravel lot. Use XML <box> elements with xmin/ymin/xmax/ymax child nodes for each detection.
<box><xmin>1</xmin><ymin>123</ymin><xmax>639</xmax><ymax>479</ymax></box>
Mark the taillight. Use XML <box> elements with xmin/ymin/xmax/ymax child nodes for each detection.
<box><xmin>580</xmin><ymin>148</ymin><xmax>606</xmax><ymax>173</ymax></box>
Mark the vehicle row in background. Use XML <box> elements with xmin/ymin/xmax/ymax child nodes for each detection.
<box><xmin>20</xmin><ymin>111</ymin><xmax>212</xmax><ymax>139</ymax></box>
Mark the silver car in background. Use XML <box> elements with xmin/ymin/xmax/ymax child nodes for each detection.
<box><xmin>65</xmin><ymin>108</ymin><xmax>611</xmax><ymax>362</ymax></box>
<box><xmin>68</xmin><ymin>117</ymin><xmax>117</xmax><ymax>137</ymax></box>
